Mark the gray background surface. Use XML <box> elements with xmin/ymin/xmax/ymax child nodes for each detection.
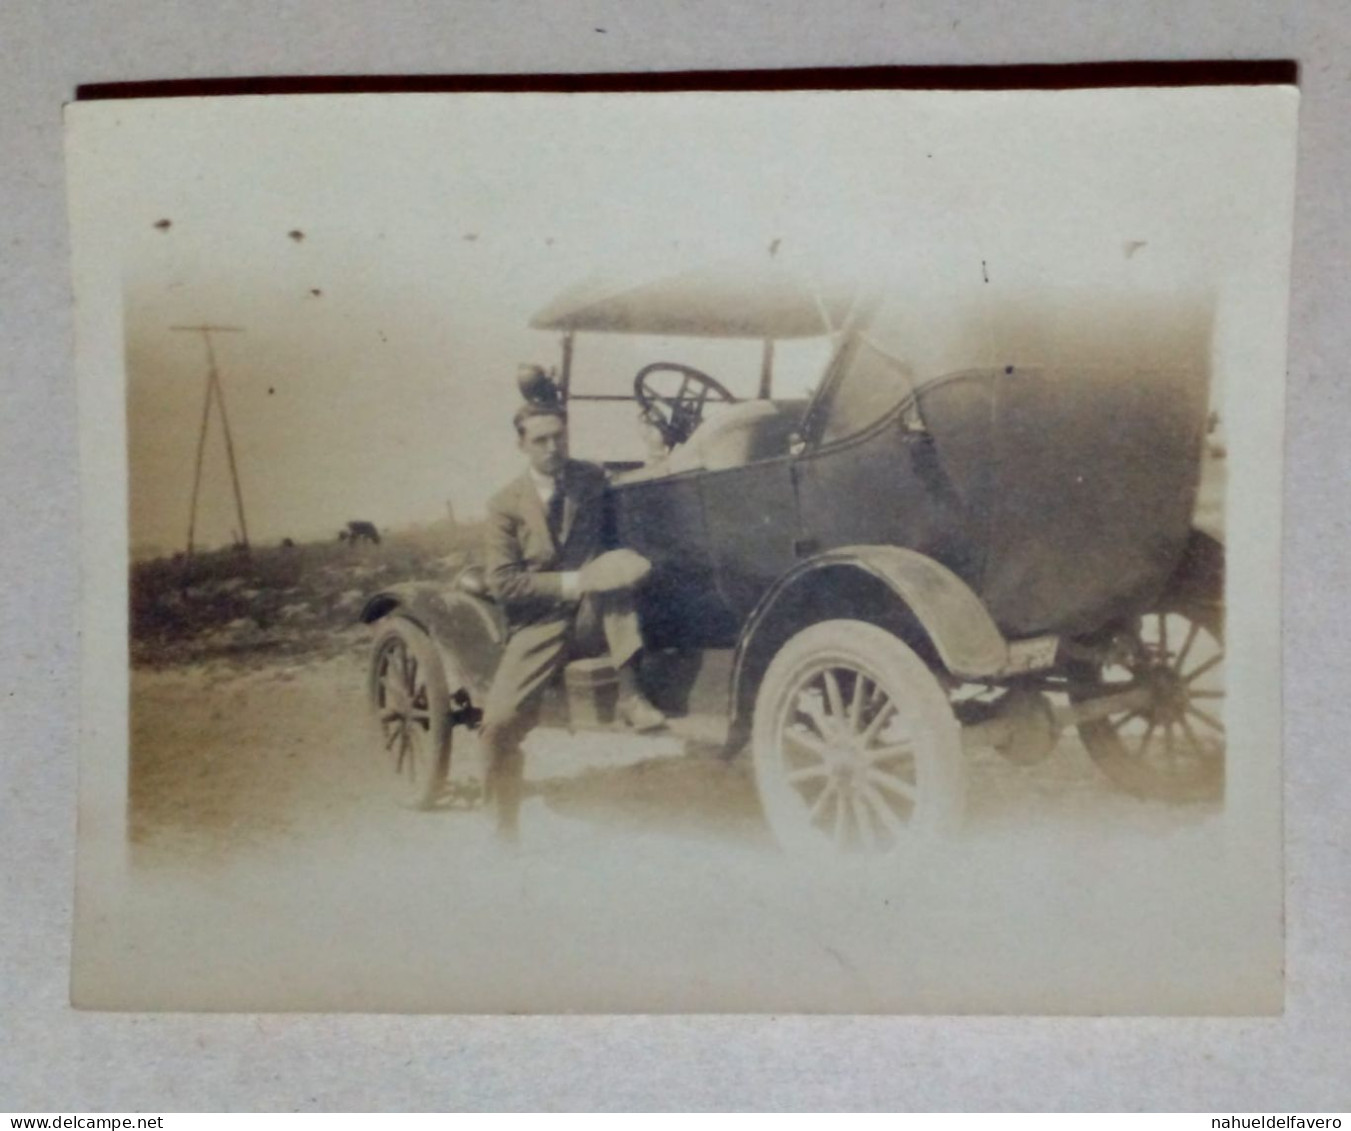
<box><xmin>1</xmin><ymin>0</ymin><xmax>1347</xmax><ymax>1112</ymax></box>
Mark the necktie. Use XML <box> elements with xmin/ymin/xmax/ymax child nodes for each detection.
<box><xmin>546</xmin><ymin>480</ymin><xmax>566</xmax><ymax>544</ymax></box>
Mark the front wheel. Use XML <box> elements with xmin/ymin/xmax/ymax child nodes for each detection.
<box><xmin>368</xmin><ymin>617</ymin><xmax>452</xmax><ymax>809</ymax></box>
<box><xmin>751</xmin><ymin>620</ymin><xmax>965</xmax><ymax>857</ymax></box>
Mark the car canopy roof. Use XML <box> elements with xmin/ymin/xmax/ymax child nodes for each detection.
<box><xmin>529</xmin><ymin>264</ymin><xmax>856</xmax><ymax>340</ymax></box>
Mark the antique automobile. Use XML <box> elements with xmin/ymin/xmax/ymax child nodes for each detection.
<box><xmin>361</xmin><ymin>265</ymin><xmax>1224</xmax><ymax>856</ymax></box>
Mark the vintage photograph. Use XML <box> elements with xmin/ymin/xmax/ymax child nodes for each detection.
<box><xmin>68</xmin><ymin>85</ymin><xmax>1294</xmax><ymax>1012</ymax></box>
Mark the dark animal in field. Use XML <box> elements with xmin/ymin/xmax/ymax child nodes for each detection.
<box><xmin>281</xmin><ymin>537</ymin><xmax>296</xmax><ymax>549</ymax></box>
<box><xmin>344</xmin><ymin>521</ymin><xmax>381</xmax><ymax>545</ymax></box>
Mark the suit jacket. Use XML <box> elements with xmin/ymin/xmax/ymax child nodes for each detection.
<box><xmin>484</xmin><ymin>459</ymin><xmax>611</xmax><ymax>628</ymax></box>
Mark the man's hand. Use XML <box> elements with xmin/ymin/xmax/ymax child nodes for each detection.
<box><xmin>577</xmin><ymin>548</ymin><xmax>653</xmax><ymax>594</ymax></box>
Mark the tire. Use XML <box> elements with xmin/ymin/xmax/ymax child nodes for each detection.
<box><xmin>1069</xmin><ymin>534</ymin><xmax>1225</xmax><ymax>804</ymax></box>
<box><xmin>367</xmin><ymin>617</ymin><xmax>452</xmax><ymax>810</ymax></box>
<box><xmin>751</xmin><ymin>620</ymin><xmax>965</xmax><ymax>857</ymax></box>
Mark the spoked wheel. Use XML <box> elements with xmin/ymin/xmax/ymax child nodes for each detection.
<box><xmin>368</xmin><ymin>617</ymin><xmax>451</xmax><ymax>810</ymax></box>
<box><xmin>1070</xmin><ymin>601</ymin><xmax>1224</xmax><ymax>803</ymax></box>
<box><xmin>751</xmin><ymin>620</ymin><xmax>964</xmax><ymax>858</ymax></box>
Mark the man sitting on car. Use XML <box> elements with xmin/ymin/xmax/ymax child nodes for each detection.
<box><xmin>478</xmin><ymin>391</ymin><xmax>667</xmax><ymax>844</ymax></box>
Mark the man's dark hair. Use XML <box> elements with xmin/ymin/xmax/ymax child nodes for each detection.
<box><xmin>513</xmin><ymin>401</ymin><xmax>567</xmax><ymax>439</ymax></box>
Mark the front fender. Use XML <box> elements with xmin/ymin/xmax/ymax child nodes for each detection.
<box><xmin>729</xmin><ymin>546</ymin><xmax>1010</xmax><ymax>740</ymax></box>
<box><xmin>360</xmin><ymin>581</ymin><xmax>505</xmax><ymax>694</ymax></box>
<box><xmin>359</xmin><ymin>582</ymin><xmax>448</xmax><ymax>629</ymax></box>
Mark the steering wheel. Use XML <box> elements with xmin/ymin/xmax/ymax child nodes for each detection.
<box><xmin>634</xmin><ymin>362</ymin><xmax>736</xmax><ymax>448</ymax></box>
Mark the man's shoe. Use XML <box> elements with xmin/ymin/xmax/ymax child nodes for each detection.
<box><xmin>614</xmin><ymin>659</ymin><xmax>666</xmax><ymax>732</ymax></box>
<box><xmin>619</xmin><ymin>693</ymin><xmax>667</xmax><ymax>733</ymax></box>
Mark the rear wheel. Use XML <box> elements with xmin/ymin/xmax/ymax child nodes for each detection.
<box><xmin>368</xmin><ymin>618</ymin><xmax>451</xmax><ymax>809</ymax></box>
<box><xmin>751</xmin><ymin>620</ymin><xmax>965</xmax><ymax>857</ymax></box>
<box><xmin>1070</xmin><ymin>600</ymin><xmax>1224</xmax><ymax>803</ymax></box>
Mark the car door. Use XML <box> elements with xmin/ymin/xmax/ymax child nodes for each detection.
<box><xmin>699</xmin><ymin>456</ymin><xmax>803</xmax><ymax>627</ymax></box>
<box><xmin>611</xmin><ymin>472</ymin><xmax>739</xmax><ymax>648</ymax></box>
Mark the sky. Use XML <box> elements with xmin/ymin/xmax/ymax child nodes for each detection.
<box><xmin>64</xmin><ymin>87</ymin><xmax>1296</xmax><ymax>555</ymax></box>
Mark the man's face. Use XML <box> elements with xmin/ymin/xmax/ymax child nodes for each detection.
<box><xmin>518</xmin><ymin>413</ymin><xmax>568</xmax><ymax>477</ymax></box>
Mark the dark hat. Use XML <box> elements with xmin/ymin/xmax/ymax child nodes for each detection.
<box><xmin>516</xmin><ymin>364</ymin><xmax>562</xmax><ymax>407</ymax></box>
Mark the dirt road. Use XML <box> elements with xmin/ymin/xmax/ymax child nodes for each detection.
<box><xmin>130</xmin><ymin>627</ymin><xmax>1211</xmax><ymax>863</ymax></box>
<box><xmin>102</xmin><ymin>633</ymin><xmax>1266</xmax><ymax>1015</ymax></box>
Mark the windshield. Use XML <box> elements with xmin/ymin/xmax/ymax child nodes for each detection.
<box><xmin>565</xmin><ymin>334</ymin><xmax>833</xmax><ymax>462</ymax></box>
<box><xmin>811</xmin><ymin>333</ymin><xmax>916</xmax><ymax>447</ymax></box>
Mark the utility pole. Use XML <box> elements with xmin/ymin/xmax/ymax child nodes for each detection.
<box><xmin>171</xmin><ymin>324</ymin><xmax>248</xmax><ymax>555</ymax></box>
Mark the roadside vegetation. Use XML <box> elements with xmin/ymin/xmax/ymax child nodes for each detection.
<box><xmin>129</xmin><ymin>520</ymin><xmax>481</xmax><ymax>668</ymax></box>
